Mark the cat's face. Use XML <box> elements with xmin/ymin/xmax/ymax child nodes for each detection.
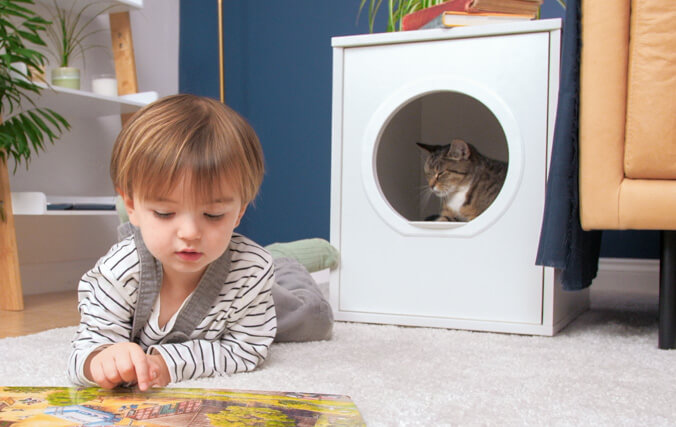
<box><xmin>418</xmin><ymin>140</ymin><xmax>472</xmax><ymax>196</ymax></box>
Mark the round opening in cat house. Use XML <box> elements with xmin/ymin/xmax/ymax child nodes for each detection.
<box><xmin>374</xmin><ymin>90</ymin><xmax>509</xmax><ymax>225</ymax></box>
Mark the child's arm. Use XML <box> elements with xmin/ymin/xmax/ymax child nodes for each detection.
<box><xmin>148</xmin><ymin>263</ymin><xmax>277</xmax><ymax>382</ymax></box>
<box><xmin>71</xmin><ymin>266</ymin><xmax>169</xmax><ymax>390</ymax></box>
<box><xmin>68</xmin><ymin>242</ymin><xmax>140</xmax><ymax>386</ymax></box>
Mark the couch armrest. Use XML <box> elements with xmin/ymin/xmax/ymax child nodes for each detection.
<box><xmin>578</xmin><ymin>0</ymin><xmax>630</xmax><ymax>230</ymax></box>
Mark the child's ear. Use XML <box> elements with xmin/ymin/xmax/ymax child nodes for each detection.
<box><xmin>234</xmin><ymin>204</ymin><xmax>248</xmax><ymax>228</ymax></box>
<box><xmin>121</xmin><ymin>192</ymin><xmax>139</xmax><ymax>226</ymax></box>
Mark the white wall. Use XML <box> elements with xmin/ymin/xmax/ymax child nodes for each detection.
<box><xmin>10</xmin><ymin>0</ymin><xmax>180</xmax><ymax>295</ymax></box>
<box><xmin>131</xmin><ymin>0</ymin><xmax>180</xmax><ymax>98</ymax></box>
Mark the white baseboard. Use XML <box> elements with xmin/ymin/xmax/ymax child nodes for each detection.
<box><xmin>592</xmin><ymin>257</ymin><xmax>659</xmax><ymax>297</ymax></box>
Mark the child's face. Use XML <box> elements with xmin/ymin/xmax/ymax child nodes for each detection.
<box><xmin>123</xmin><ymin>175</ymin><xmax>247</xmax><ymax>285</ymax></box>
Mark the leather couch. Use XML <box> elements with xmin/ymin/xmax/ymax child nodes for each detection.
<box><xmin>579</xmin><ymin>0</ymin><xmax>676</xmax><ymax>348</ymax></box>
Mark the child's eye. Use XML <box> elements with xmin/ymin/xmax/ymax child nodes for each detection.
<box><xmin>153</xmin><ymin>211</ymin><xmax>174</xmax><ymax>219</ymax></box>
<box><xmin>204</xmin><ymin>213</ymin><xmax>225</xmax><ymax>221</ymax></box>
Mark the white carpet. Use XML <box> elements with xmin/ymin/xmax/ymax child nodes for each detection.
<box><xmin>1</xmin><ymin>291</ymin><xmax>674</xmax><ymax>426</ymax></box>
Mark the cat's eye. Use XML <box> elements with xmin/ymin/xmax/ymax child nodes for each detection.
<box><xmin>447</xmin><ymin>169</ymin><xmax>468</xmax><ymax>175</ymax></box>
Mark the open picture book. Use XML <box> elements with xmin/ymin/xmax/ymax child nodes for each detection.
<box><xmin>0</xmin><ymin>386</ymin><xmax>364</xmax><ymax>426</ymax></box>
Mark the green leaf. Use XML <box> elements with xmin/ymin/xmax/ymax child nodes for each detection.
<box><xmin>44</xmin><ymin>108</ymin><xmax>70</xmax><ymax>130</ymax></box>
<box><xmin>19</xmin><ymin>114</ymin><xmax>45</xmax><ymax>152</ymax></box>
<box><xmin>25</xmin><ymin>109</ymin><xmax>51</xmax><ymax>135</ymax></box>
<box><xmin>9</xmin><ymin>119</ymin><xmax>30</xmax><ymax>157</ymax></box>
<box><xmin>0</xmin><ymin>0</ymin><xmax>70</xmax><ymax>169</ymax></box>
<box><xmin>1</xmin><ymin>2</ymin><xmax>35</xmax><ymax>19</ymax></box>
<box><xmin>16</xmin><ymin>29</ymin><xmax>44</xmax><ymax>45</ymax></box>
<box><xmin>41</xmin><ymin>0</ymin><xmax>114</xmax><ymax>66</ymax></box>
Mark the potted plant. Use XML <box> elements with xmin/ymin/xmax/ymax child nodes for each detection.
<box><xmin>358</xmin><ymin>0</ymin><xmax>449</xmax><ymax>32</ymax></box>
<box><xmin>1</xmin><ymin>0</ymin><xmax>71</xmax><ymax>310</ymax></box>
<box><xmin>43</xmin><ymin>0</ymin><xmax>113</xmax><ymax>89</ymax></box>
<box><xmin>1</xmin><ymin>0</ymin><xmax>70</xmax><ymax>200</ymax></box>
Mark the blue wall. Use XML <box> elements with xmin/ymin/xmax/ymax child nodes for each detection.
<box><xmin>180</xmin><ymin>0</ymin><xmax>377</xmax><ymax>245</ymax></box>
<box><xmin>179</xmin><ymin>0</ymin><xmax>659</xmax><ymax>258</ymax></box>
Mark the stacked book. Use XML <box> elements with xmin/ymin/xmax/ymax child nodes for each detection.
<box><xmin>402</xmin><ymin>0</ymin><xmax>542</xmax><ymax>30</ymax></box>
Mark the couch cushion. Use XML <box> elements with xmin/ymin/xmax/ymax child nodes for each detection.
<box><xmin>624</xmin><ymin>0</ymin><xmax>676</xmax><ymax>179</ymax></box>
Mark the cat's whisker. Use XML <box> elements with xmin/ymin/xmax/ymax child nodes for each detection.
<box><xmin>417</xmin><ymin>183</ymin><xmax>433</xmax><ymax>201</ymax></box>
<box><xmin>419</xmin><ymin>186</ymin><xmax>433</xmax><ymax>207</ymax></box>
<box><xmin>417</xmin><ymin>183</ymin><xmax>431</xmax><ymax>194</ymax></box>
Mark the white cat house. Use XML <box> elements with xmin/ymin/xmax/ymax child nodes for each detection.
<box><xmin>329</xmin><ymin>19</ymin><xmax>588</xmax><ymax>335</ymax></box>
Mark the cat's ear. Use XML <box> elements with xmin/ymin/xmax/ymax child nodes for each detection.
<box><xmin>416</xmin><ymin>142</ymin><xmax>437</xmax><ymax>153</ymax></box>
<box><xmin>448</xmin><ymin>139</ymin><xmax>471</xmax><ymax>160</ymax></box>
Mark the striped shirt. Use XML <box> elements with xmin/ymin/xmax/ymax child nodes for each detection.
<box><xmin>67</xmin><ymin>233</ymin><xmax>277</xmax><ymax>385</ymax></box>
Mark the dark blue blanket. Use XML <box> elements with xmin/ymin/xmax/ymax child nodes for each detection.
<box><xmin>535</xmin><ymin>0</ymin><xmax>602</xmax><ymax>291</ymax></box>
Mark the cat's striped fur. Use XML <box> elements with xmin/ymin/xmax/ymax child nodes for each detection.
<box><xmin>417</xmin><ymin>139</ymin><xmax>507</xmax><ymax>222</ymax></box>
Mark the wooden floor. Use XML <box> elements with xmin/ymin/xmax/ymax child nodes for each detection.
<box><xmin>0</xmin><ymin>291</ymin><xmax>80</xmax><ymax>338</ymax></box>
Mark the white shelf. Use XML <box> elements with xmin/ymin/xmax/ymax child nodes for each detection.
<box><xmin>35</xmin><ymin>0</ymin><xmax>143</xmax><ymax>18</ymax></box>
<box><xmin>43</xmin><ymin>210</ymin><xmax>117</xmax><ymax>216</ymax></box>
<box><xmin>11</xmin><ymin>192</ymin><xmax>118</xmax><ymax>216</ymax></box>
<box><xmin>8</xmin><ymin>0</ymin><xmax>149</xmax><ymax>219</ymax></box>
<box><xmin>10</xmin><ymin>84</ymin><xmax>155</xmax><ymax>119</ymax></box>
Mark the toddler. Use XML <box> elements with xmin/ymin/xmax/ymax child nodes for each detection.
<box><xmin>68</xmin><ymin>94</ymin><xmax>333</xmax><ymax>390</ymax></box>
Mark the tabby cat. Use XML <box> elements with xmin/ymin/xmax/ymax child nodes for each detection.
<box><xmin>417</xmin><ymin>139</ymin><xmax>507</xmax><ymax>222</ymax></box>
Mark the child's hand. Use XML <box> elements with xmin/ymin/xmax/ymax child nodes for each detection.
<box><xmin>85</xmin><ymin>342</ymin><xmax>157</xmax><ymax>391</ymax></box>
<box><xmin>147</xmin><ymin>352</ymin><xmax>171</xmax><ymax>387</ymax></box>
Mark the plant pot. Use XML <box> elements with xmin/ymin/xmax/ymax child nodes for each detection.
<box><xmin>9</xmin><ymin>62</ymin><xmax>27</xmax><ymax>81</ymax></box>
<box><xmin>51</xmin><ymin>67</ymin><xmax>80</xmax><ymax>90</ymax></box>
<box><xmin>28</xmin><ymin>65</ymin><xmax>46</xmax><ymax>83</ymax></box>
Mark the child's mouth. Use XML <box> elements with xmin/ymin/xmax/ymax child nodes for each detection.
<box><xmin>176</xmin><ymin>250</ymin><xmax>203</xmax><ymax>262</ymax></box>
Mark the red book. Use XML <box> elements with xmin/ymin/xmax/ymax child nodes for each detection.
<box><xmin>401</xmin><ymin>0</ymin><xmax>541</xmax><ymax>30</ymax></box>
<box><xmin>401</xmin><ymin>0</ymin><xmax>473</xmax><ymax>30</ymax></box>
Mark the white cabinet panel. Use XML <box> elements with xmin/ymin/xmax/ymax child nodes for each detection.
<box><xmin>330</xmin><ymin>20</ymin><xmax>588</xmax><ymax>335</ymax></box>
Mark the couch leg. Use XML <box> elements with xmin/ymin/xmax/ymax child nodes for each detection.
<box><xmin>658</xmin><ymin>230</ymin><xmax>676</xmax><ymax>349</ymax></box>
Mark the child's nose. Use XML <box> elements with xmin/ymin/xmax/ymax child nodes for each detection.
<box><xmin>177</xmin><ymin>216</ymin><xmax>201</xmax><ymax>240</ymax></box>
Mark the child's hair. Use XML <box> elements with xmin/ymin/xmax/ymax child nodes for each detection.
<box><xmin>110</xmin><ymin>94</ymin><xmax>264</xmax><ymax>206</ymax></box>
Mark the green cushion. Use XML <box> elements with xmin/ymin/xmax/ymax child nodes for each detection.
<box><xmin>265</xmin><ymin>239</ymin><xmax>339</xmax><ymax>272</ymax></box>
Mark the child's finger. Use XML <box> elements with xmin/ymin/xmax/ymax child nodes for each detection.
<box><xmin>148</xmin><ymin>363</ymin><xmax>161</xmax><ymax>387</ymax></box>
<box><xmin>130</xmin><ymin>347</ymin><xmax>152</xmax><ymax>391</ymax></box>
<box><xmin>115</xmin><ymin>353</ymin><xmax>138</xmax><ymax>384</ymax></box>
<box><xmin>101</xmin><ymin>358</ymin><xmax>124</xmax><ymax>386</ymax></box>
<box><xmin>92</xmin><ymin>362</ymin><xmax>119</xmax><ymax>389</ymax></box>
